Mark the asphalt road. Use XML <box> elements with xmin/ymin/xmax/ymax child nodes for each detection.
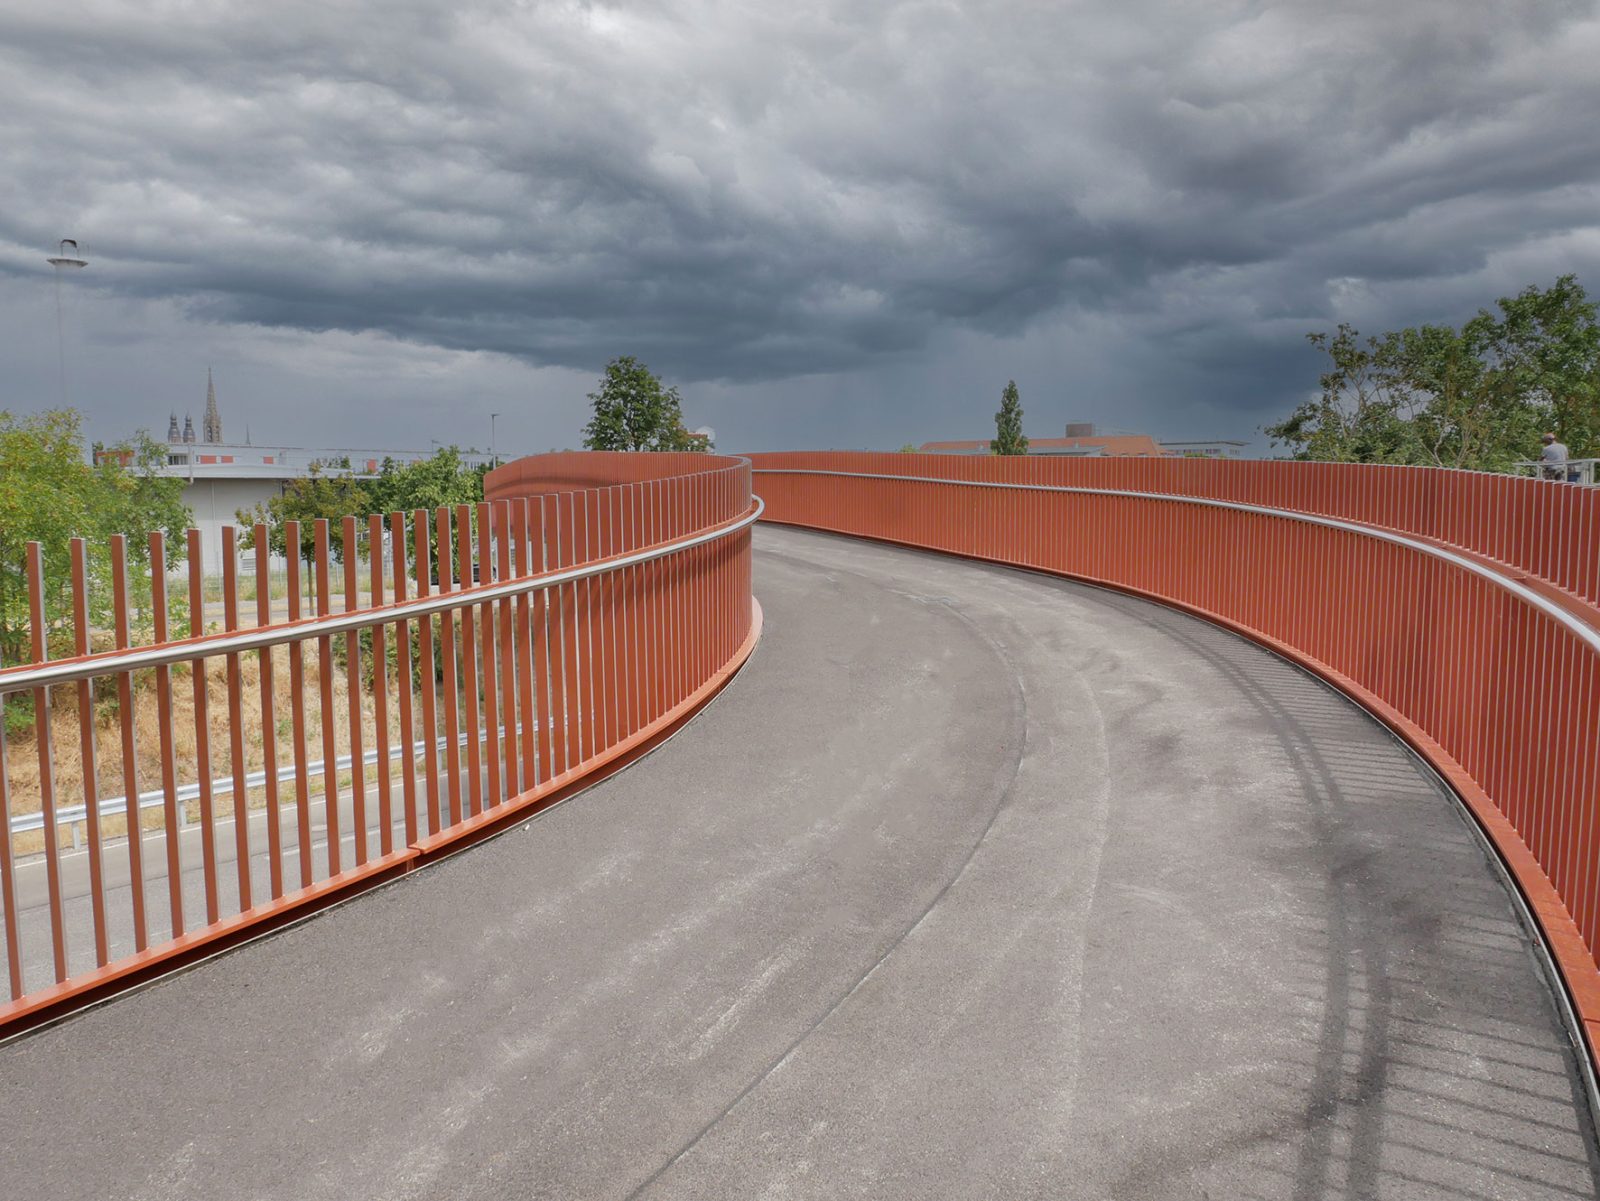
<box><xmin>2</xmin><ymin>525</ymin><xmax>1596</xmax><ymax>1200</ymax></box>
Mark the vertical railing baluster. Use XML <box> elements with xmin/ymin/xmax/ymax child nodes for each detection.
<box><xmin>476</xmin><ymin>502</ymin><xmax>501</xmax><ymax>809</ymax></box>
<box><xmin>534</xmin><ymin>496</ymin><xmax>559</xmax><ymax>782</ymax></box>
<box><xmin>414</xmin><ymin>511</ymin><xmax>443</xmax><ymax>836</ymax></box>
<box><xmin>390</xmin><ymin>512</ymin><xmax>418</xmax><ymax>846</ymax></box>
<box><xmin>513</xmin><ymin>500</ymin><xmax>538</xmax><ymax>793</ymax></box>
<box><xmin>254</xmin><ymin>527</ymin><xmax>284</xmax><ymax>900</ymax></box>
<box><xmin>109</xmin><ymin>535</ymin><xmax>148</xmax><ymax>951</ymax></box>
<box><xmin>342</xmin><ymin>517</ymin><xmax>367</xmax><ymax>867</ymax></box>
<box><xmin>370</xmin><ymin>515</ymin><xmax>393</xmax><ymax>856</ymax></box>
<box><xmin>456</xmin><ymin>505</ymin><xmax>483</xmax><ymax>818</ymax></box>
<box><xmin>221</xmin><ymin>528</ymin><xmax>252</xmax><ymax>912</ymax></box>
<box><xmin>0</xmin><ymin>696</ymin><xmax>22</xmax><ymax>999</ymax></box>
<box><xmin>69</xmin><ymin>538</ymin><xmax>110</xmax><ymax>965</ymax></box>
<box><xmin>186</xmin><ymin>529</ymin><xmax>220</xmax><ymax>926</ymax></box>
<box><xmin>495</xmin><ymin>501</ymin><xmax>519</xmax><ymax>798</ymax></box>
<box><xmin>436</xmin><ymin>507</ymin><xmax>463</xmax><ymax>828</ymax></box>
<box><xmin>149</xmin><ymin>532</ymin><xmax>183</xmax><ymax>936</ymax></box>
<box><xmin>314</xmin><ymin>520</ymin><xmax>340</xmax><ymax>876</ymax></box>
<box><xmin>284</xmin><ymin>523</ymin><xmax>314</xmax><ymax>889</ymax></box>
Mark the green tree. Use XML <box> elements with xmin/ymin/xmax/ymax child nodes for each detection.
<box><xmin>239</xmin><ymin>445</ymin><xmax>487</xmax><ymax>583</ymax></box>
<box><xmin>582</xmin><ymin>356</ymin><xmax>704</xmax><ymax>451</ymax></box>
<box><xmin>898</xmin><ymin>443</ymin><xmax>920</xmax><ymax>453</ymax></box>
<box><xmin>991</xmin><ymin>380</ymin><xmax>1029</xmax><ymax>455</ymax></box>
<box><xmin>1480</xmin><ymin>275</ymin><xmax>1600</xmax><ymax>456</ymax></box>
<box><xmin>0</xmin><ymin>409</ymin><xmax>190</xmax><ymax>670</ymax></box>
<box><xmin>1268</xmin><ymin>276</ymin><xmax>1599</xmax><ymax>467</ymax></box>
<box><xmin>365</xmin><ymin>446</ymin><xmax>487</xmax><ymax>519</ymax></box>
<box><xmin>237</xmin><ymin>461</ymin><xmax>370</xmax><ymax>566</ymax></box>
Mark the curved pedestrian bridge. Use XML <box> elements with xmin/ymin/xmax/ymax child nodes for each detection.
<box><xmin>2</xmin><ymin>526</ymin><xmax>1595</xmax><ymax>1199</ymax></box>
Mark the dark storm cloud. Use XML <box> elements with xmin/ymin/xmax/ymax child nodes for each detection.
<box><xmin>1</xmin><ymin>0</ymin><xmax>1598</xmax><ymax>446</ymax></box>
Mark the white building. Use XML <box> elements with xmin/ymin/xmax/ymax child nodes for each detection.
<box><xmin>103</xmin><ymin>372</ymin><xmax>495</xmax><ymax>568</ymax></box>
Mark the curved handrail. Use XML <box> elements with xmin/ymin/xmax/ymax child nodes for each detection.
<box><xmin>0</xmin><ymin>455</ymin><xmax>759</xmax><ymax>1035</ymax></box>
<box><xmin>750</xmin><ymin>458</ymin><xmax>1600</xmax><ymax>1097</ymax></box>
<box><xmin>754</xmin><ymin>469</ymin><xmax>1600</xmax><ymax>655</ymax></box>
<box><xmin>0</xmin><ymin>499</ymin><xmax>762</xmax><ymax>696</ymax></box>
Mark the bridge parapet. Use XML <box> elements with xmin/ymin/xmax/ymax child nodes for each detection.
<box><xmin>0</xmin><ymin>454</ymin><xmax>758</xmax><ymax>1035</ymax></box>
<box><xmin>749</xmin><ymin>451</ymin><xmax>1600</xmax><ymax>1087</ymax></box>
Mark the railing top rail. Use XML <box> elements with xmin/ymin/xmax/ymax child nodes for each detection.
<box><xmin>752</xmin><ymin>467</ymin><xmax>1600</xmax><ymax>655</ymax></box>
<box><xmin>0</xmin><ymin>497</ymin><xmax>762</xmax><ymax>696</ymax></box>
<box><xmin>485</xmin><ymin>452</ymin><xmax>748</xmax><ymax>498</ymax></box>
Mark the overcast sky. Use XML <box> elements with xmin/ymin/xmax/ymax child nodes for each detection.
<box><xmin>2</xmin><ymin>0</ymin><xmax>1598</xmax><ymax>456</ymax></box>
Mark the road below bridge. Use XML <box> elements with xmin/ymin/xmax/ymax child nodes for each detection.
<box><xmin>2</xmin><ymin>525</ymin><xmax>1597</xmax><ymax>1200</ymax></box>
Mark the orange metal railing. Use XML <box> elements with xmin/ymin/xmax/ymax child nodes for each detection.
<box><xmin>748</xmin><ymin>451</ymin><xmax>1600</xmax><ymax>1070</ymax></box>
<box><xmin>0</xmin><ymin>453</ymin><xmax>758</xmax><ymax>1034</ymax></box>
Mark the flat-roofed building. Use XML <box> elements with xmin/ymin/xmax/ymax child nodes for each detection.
<box><xmin>95</xmin><ymin>372</ymin><xmax>493</xmax><ymax>567</ymax></box>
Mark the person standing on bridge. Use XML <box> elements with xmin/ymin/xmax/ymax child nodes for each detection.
<box><xmin>1539</xmin><ymin>432</ymin><xmax>1571</xmax><ymax>480</ymax></box>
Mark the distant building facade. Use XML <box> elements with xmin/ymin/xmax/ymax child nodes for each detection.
<box><xmin>917</xmin><ymin>424</ymin><xmax>1250</xmax><ymax>460</ymax></box>
<box><xmin>919</xmin><ymin>423</ymin><xmax>1168</xmax><ymax>458</ymax></box>
<box><xmin>98</xmin><ymin>372</ymin><xmax>495</xmax><ymax>568</ymax></box>
<box><xmin>1157</xmin><ymin>440</ymin><xmax>1249</xmax><ymax>459</ymax></box>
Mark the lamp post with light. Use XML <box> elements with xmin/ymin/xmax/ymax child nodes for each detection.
<box><xmin>46</xmin><ymin>238</ymin><xmax>88</xmax><ymax>406</ymax></box>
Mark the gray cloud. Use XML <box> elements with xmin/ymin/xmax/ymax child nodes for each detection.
<box><xmin>1</xmin><ymin>0</ymin><xmax>1597</xmax><ymax>452</ymax></box>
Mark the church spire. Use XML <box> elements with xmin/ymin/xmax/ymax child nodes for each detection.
<box><xmin>168</xmin><ymin>412</ymin><xmax>180</xmax><ymax>443</ymax></box>
<box><xmin>203</xmin><ymin>367</ymin><xmax>223</xmax><ymax>444</ymax></box>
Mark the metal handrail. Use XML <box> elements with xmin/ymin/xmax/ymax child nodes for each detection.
<box><xmin>1510</xmin><ymin>458</ymin><xmax>1597</xmax><ymax>485</ymax></box>
<box><xmin>751</xmin><ymin>469</ymin><xmax>1600</xmax><ymax>656</ymax></box>
<box><xmin>0</xmin><ymin>498</ymin><xmax>763</xmax><ymax>696</ymax></box>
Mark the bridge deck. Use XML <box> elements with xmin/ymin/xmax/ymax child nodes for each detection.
<box><xmin>2</xmin><ymin>525</ymin><xmax>1596</xmax><ymax>1200</ymax></box>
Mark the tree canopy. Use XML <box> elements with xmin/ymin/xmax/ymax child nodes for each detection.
<box><xmin>1267</xmin><ymin>275</ymin><xmax>1599</xmax><ymax>468</ymax></box>
<box><xmin>0</xmin><ymin>409</ymin><xmax>190</xmax><ymax>666</ymax></box>
<box><xmin>581</xmin><ymin>356</ymin><xmax>708</xmax><ymax>452</ymax></box>
<box><xmin>238</xmin><ymin>445</ymin><xmax>486</xmax><ymax>568</ymax></box>
<box><xmin>991</xmin><ymin>380</ymin><xmax>1029</xmax><ymax>455</ymax></box>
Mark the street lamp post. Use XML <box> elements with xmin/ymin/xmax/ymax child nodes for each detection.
<box><xmin>490</xmin><ymin>412</ymin><xmax>501</xmax><ymax>467</ymax></box>
<box><xmin>46</xmin><ymin>239</ymin><xmax>88</xmax><ymax>406</ymax></box>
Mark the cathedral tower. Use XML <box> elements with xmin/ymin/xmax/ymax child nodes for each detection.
<box><xmin>203</xmin><ymin>368</ymin><xmax>223</xmax><ymax>444</ymax></box>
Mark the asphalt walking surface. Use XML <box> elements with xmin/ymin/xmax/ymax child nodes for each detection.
<box><xmin>2</xmin><ymin>525</ymin><xmax>1597</xmax><ymax>1200</ymax></box>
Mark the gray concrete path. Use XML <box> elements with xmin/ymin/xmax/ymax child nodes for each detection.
<box><xmin>2</xmin><ymin>526</ymin><xmax>1596</xmax><ymax>1200</ymax></box>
